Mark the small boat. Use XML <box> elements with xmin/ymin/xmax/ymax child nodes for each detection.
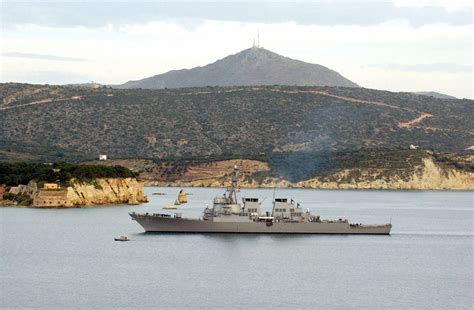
<box><xmin>174</xmin><ymin>189</ymin><xmax>188</xmax><ymax>205</ymax></box>
<box><xmin>162</xmin><ymin>205</ymin><xmax>178</xmax><ymax>210</ymax></box>
<box><xmin>114</xmin><ymin>236</ymin><xmax>129</xmax><ymax>241</ymax></box>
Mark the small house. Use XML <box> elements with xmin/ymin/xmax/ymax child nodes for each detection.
<box><xmin>44</xmin><ymin>183</ymin><xmax>59</xmax><ymax>190</ymax></box>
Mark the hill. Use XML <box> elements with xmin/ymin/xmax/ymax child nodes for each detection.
<box><xmin>0</xmin><ymin>83</ymin><xmax>472</xmax><ymax>166</ymax></box>
<box><xmin>413</xmin><ymin>91</ymin><xmax>457</xmax><ymax>99</ymax></box>
<box><xmin>118</xmin><ymin>47</ymin><xmax>358</xmax><ymax>89</ymax></box>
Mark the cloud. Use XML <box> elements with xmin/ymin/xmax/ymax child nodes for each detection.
<box><xmin>392</xmin><ymin>0</ymin><xmax>472</xmax><ymax>12</ymax></box>
<box><xmin>1</xmin><ymin>1</ymin><xmax>472</xmax><ymax>29</ymax></box>
<box><xmin>367</xmin><ymin>63</ymin><xmax>473</xmax><ymax>73</ymax></box>
<box><xmin>1</xmin><ymin>19</ymin><xmax>472</xmax><ymax>98</ymax></box>
<box><xmin>1</xmin><ymin>70</ymin><xmax>91</xmax><ymax>85</ymax></box>
<box><xmin>2</xmin><ymin>52</ymin><xmax>86</xmax><ymax>62</ymax></box>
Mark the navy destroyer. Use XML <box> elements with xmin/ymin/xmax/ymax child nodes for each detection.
<box><xmin>130</xmin><ymin>166</ymin><xmax>392</xmax><ymax>234</ymax></box>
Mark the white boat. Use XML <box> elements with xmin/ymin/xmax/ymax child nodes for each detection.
<box><xmin>114</xmin><ymin>236</ymin><xmax>129</xmax><ymax>241</ymax></box>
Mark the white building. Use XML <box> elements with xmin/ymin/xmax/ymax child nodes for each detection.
<box><xmin>99</xmin><ymin>154</ymin><xmax>107</xmax><ymax>161</ymax></box>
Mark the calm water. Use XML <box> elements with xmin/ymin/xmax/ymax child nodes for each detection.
<box><xmin>1</xmin><ymin>188</ymin><xmax>472</xmax><ymax>309</ymax></box>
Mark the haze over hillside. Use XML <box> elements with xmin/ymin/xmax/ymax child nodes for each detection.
<box><xmin>118</xmin><ymin>47</ymin><xmax>358</xmax><ymax>89</ymax></box>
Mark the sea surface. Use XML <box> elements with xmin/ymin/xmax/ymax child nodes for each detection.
<box><xmin>1</xmin><ymin>188</ymin><xmax>473</xmax><ymax>309</ymax></box>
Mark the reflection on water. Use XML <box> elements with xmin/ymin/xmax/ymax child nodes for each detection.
<box><xmin>1</xmin><ymin>187</ymin><xmax>472</xmax><ymax>309</ymax></box>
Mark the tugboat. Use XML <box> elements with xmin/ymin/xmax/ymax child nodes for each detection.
<box><xmin>130</xmin><ymin>166</ymin><xmax>392</xmax><ymax>234</ymax></box>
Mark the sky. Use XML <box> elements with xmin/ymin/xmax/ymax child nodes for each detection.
<box><xmin>1</xmin><ymin>0</ymin><xmax>473</xmax><ymax>98</ymax></box>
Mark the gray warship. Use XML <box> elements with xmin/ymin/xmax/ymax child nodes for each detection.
<box><xmin>130</xmin><ymin>167</ymin><xmax>392</xmax><ymax>234</ymax></box>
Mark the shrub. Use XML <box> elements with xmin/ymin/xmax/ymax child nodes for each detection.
<box><xmin>3</xmin><ymin>193</ymin><xmax>15</xmax><ymax>200</ymax></box>
<box><xmin>0</xmin><ymin>162</ymin><xmax>137</xmax><ymax>186</ymax></box>
<box><xmin>19</xmin><ymin>198</ymin><xmax>33</xmax><ymax>206</ymax></box>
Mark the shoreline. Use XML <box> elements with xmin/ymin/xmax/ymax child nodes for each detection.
<box><xmin>2</xmin><ymin>187</ymin><xmax>471</xmax><ymax>208</ymax></box>
<box><xmin>143</xmin><ymin>181</ymin><xmax>474</xmax><ymax>191</ymax></box>
<box><xmin>0</xmin><ymin>202</ymin><xmax>141</xmax><ymax>208</ymax></box>
<box><xmin>143</xmin><ymin>184</ymin><xmax>474</xmax><ymax>191</ymax></box>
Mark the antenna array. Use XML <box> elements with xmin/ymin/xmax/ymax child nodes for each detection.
<box><xmin>252</xmin><ymin>30</ymin><xmax>261</xmax><ymax>48</ymax></box>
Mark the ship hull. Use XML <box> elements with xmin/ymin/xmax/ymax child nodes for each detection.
<box><xmin>130</xmin><ymin>214</ymin><xmax>392</xmax><ymax>235</ymax></box>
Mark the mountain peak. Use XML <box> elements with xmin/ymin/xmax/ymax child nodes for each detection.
<box><xmin>236</xmin><ymin>47</ymin><xmax>284</xmax><ymax>60</ymax></box>
<box><xmin>244</xmin><ymin>46</ymin><xmax>272</xmax><ymax>54</ymax></box>
<box><xmin>118</xmin><ymin>47</ymin><xmax>358</xmax><ymax>89</ymax></box>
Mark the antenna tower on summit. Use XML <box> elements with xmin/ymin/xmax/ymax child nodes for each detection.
<box><xmin>252</xmin><ymin>30</ymin><xmax>261</xmax><ymax>48</ymax></box>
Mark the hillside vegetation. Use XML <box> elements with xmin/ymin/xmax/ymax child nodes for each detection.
<box><xmin>0</xmin><ymin>162</ymin><xmax>137</xmax><ymax>187</ymax></box>
<box><xmin>0</xmin><ymin>83</ymin><xmax>472</xmax><ymax>166</ymax></box>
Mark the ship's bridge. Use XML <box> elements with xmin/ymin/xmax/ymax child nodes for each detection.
<box><xmin>272</xmin><ymin>198</ymin><xmax>303</xmax><ymax>219</ymax></box>
<box><xmin>242</xmin><ymin>197</ymin><xmax>261</xmax><ymax>216</ymax></box>
<box><xmin>212</xmin><ymin>196</ymin><xmax>241</xmax><ymax>215</ymax></box>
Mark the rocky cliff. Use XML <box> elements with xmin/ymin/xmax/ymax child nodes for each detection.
<box><xmin>31</xmin><ymin>178</ymin><xmax>147</xmax><ymax>208</ymax></box>
<box><xmin>66</xmin><ymin>178</ymin><xmax>146</xmax><ymax>206</ymax></box>
<box><xmin>297</xmin><ymin>158</ymin><xmax>473</xmax><ymax>190</ymax></box>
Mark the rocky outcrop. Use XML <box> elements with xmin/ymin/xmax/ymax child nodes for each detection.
<box><xmin>31</xmin><ymin>178</ymin><xmax>147</xmax><ymax>208</ymax></box>
<box><xmin>67</xmin><ymin>178</ymin><xmax>147</xmax><ymax>206</ymax></box>
<box><xmin>298</xmin><ymin>158</ymin><xmax>473</xmax><ymax>190</ymax></box>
